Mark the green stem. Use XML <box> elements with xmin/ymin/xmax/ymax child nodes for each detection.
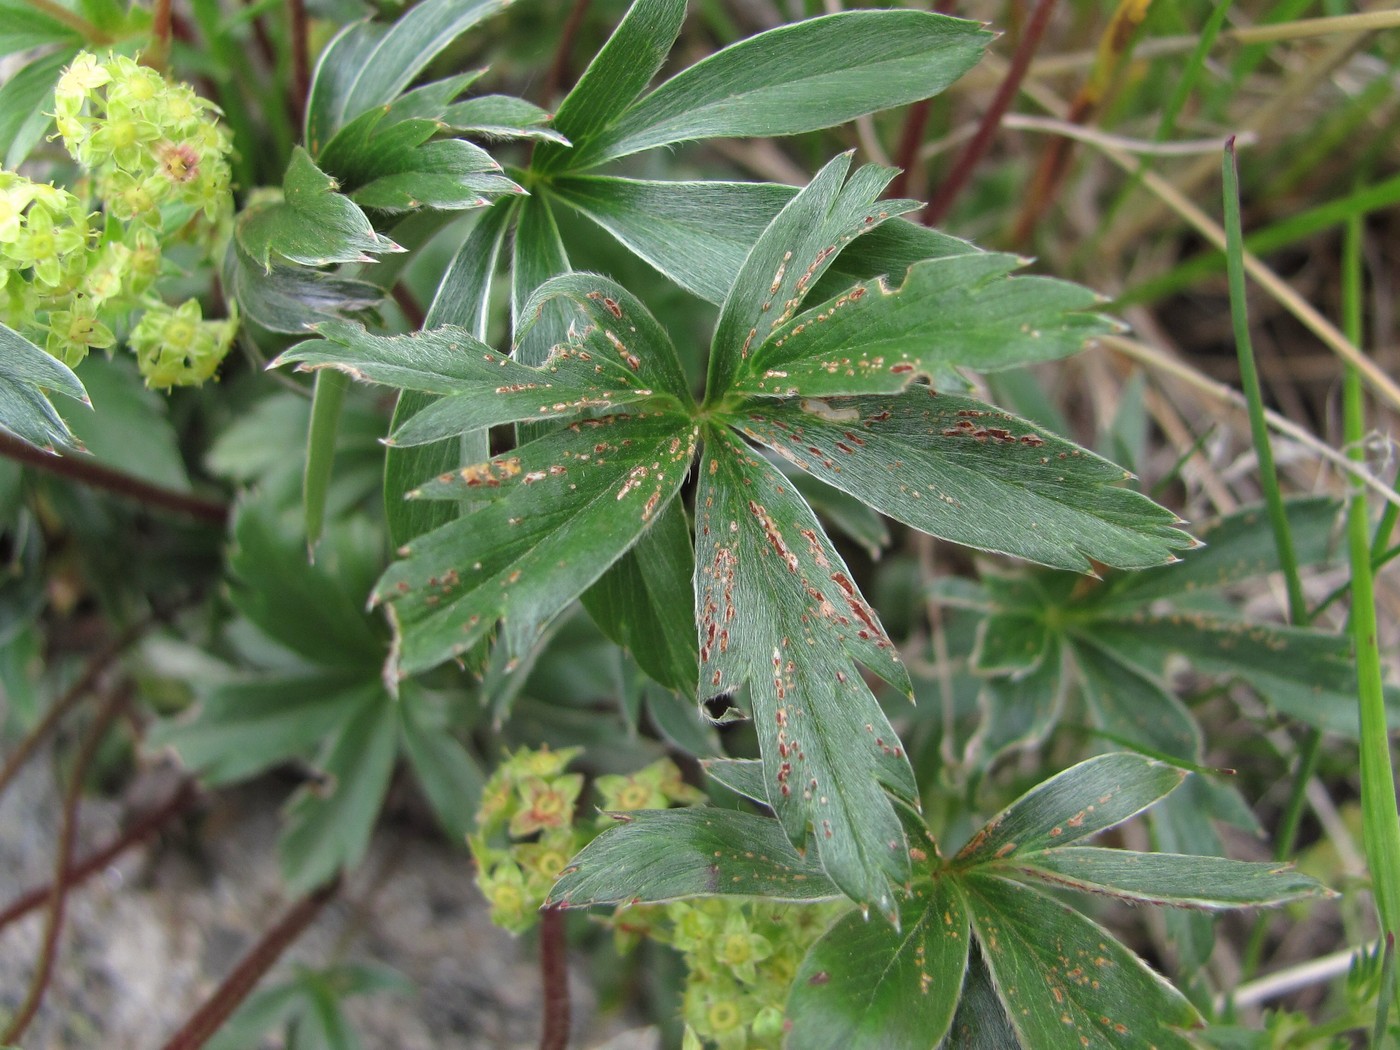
<box><xmin>304</xmin><ymin>369</ymin><xmax>350</xmax><ymax>556</ymax></box>
<box><xmin>1341</xmin><ymin>213</ymin><xmax>1400</xmax><ymax>941</ymax></box>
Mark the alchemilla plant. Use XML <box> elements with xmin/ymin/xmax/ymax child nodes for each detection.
<box><xmin>5</xmin><ymin>0</ymin><xmax>1390</xmax><ymax>1046</ymax></box>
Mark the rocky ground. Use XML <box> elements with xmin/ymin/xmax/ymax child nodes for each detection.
<box><xmin>0</xmin><ymin>751</ymin><xmax>656</xmax><ymax>1049</ymax></box>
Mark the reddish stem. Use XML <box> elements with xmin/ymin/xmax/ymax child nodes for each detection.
<box><xmin>545</xmin><ymin>0</ymin><xmax>594</xmax><ymax>103</ymax></box>
<box><xmin>288</xmin><ymin>0</ymin><xmax>311</xmax><ymax>134</ymax></box>
<box><xmin>1</xmin><ymin>684</ymin><xmax>128</xmax><ymax>1045</ymax></box>
<box><xmin>539</xmin><ymin>905</ymin><xmax>571</xmax><ymax>1050</ymax></box>
<box><xmin>889</xmin><ymin>99</ymin><xmax>933</xmax><ymax>200</ymax></box>
<box><xmin>921</xmin><ymin>0</ymin><xmax>1060</xmax><ymax>227</ymax></box>
<box><xmin>0</xmin><ymin>781</ymin><xmax>198</xmax><ymax>931</ymax></box>
<box><xmin>0</xmin><ymin>432</ymin><xmax>228</xmax><ymax>527</ymax></box>
<box><xmin>159</xmin><ymin>878</ymin><xmax>341</xmax><ymax>1050</ymax></box>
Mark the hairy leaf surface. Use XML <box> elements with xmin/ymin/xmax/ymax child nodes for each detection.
<box><xmin>737</xmin><ymin>391</ymin><xmax>1194</xmax><ymax>572</ymax></box>
<box><xmin>696</xmin><ymin>426</ymin><xmax>915</xmax><ymax>915</ymax></box>
<box><xmin>379</xmin><ymin>412</ymin><xmax>698</xmax><ymax>675</ymax></box>
<box><xmin>548</xmin><ymin>808</ymin><xmax>839</xmax><ymax>906</ymax></box>
<box><xmin>0</xmin><ymin>322</ymin><xmax>88</xmax><ymax>451</ymax></box>
<box><xmin>571</xmin><ymin>10</ymin><xmax>990</xmax><ymax>168</ymax></box>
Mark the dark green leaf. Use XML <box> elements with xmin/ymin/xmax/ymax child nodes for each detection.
<box><xmin>572</xmin><ymin>11</ymin><xmax>991</xmax><ymax>167</ymax></box>
<box><xmin>518</xmin><ymin>271</ymin><xmax>693</xmax><ymax>404</ymax></box>
<box><xmin>276</xmin><ymin>318</ymin><xmax>679</xmax><ymax>446</ymax></box>
<box><xmin>944</xmin><ymin>944</ymin><xmax>1020</xmax><ymax>1050</ymax></box>
<box><xmin>228</xmin><ymin>501</ymin><xmax>385</xmax><ymax>672</ymax></box>
<box><xmin>696</xmin><ymin>426</ymin><xmax>914</xmax><ymax>915</ymax></box>
<box><xmin>0</xmin><ymin>48</ymin><xmax>74</xmax><ymax>168</ymax></box>
<box><xmin>280</xmin><ymin>693</ymin><xmax>398</xmax><ymax>894</ymax></box>
<box><xmin>304</xmin><ymin>0</ymin><xmax>509</xmax><ymax>151</ymax></box>
<box><xmin>549</xmin><ymin>176</ymin><xmax>796</xmax><ymax>305</ymax></box>
<box><xmin>581</xmin><ymin>500</ymin><xmax>698</xmax><ymax>693</ymax></box>
<box><xmin>785</xmin><ymin>469</ymin><xmax>889</xmax><ymax>560</ymax></box>
<box><xmin>0</xmin><ymin>0</ymin><xmax>82</xmax><ymax>52</ymax></box>
<box><xmin>149</xmin><ymin>675</ymin><xmax>381</xmax><ymax>785</ymax></box>
<box><xmin>399</xmin><ymin>685</ymin><xmax>484</xmax><ymax>844</ymax></box>
<box><xmin>1091</xmin><ymin>615</ymin><xmax>1396</xmax><ymax>738</ymax></box>
<box><xmin>787</xmin><ymin>877</ymin><xmax>968</xmax><ymax>1050</ymax></box>
<box><xmin>379</xmin><ymin>412</ymin><xmax>697</xmax><ymax>675</ymax></box>
<box><xmin>511</xmin><ymin>195</ymin><xmax>572</xmax><ymax>369</ymax></box>
<box><xmin>303</xmin><ymin>370</ymin><xmax>349</xmax><ymax>551</ymax></box>
<box><xmin>700</xmin><ymin>758</ymin><xmax>768</xmax><ymax>805</ymax></box>
<box><xmin>533</xmin><ymin>0</ymin><xmax>684</xmax><ymax>171</ymax></box>
<box><xmin>1097</xmin><ymin>497</ymin><xmax>1343</xmax><ymax>607</ymax></box>
<box><xmin>1010</xmin><ymin>848</ymin><xmax>1328</xmax><ymax>909</ymax></box>
<box><xmin>386</xmin><ymin>199</ymin><xmax>514</xmax><ymax>547</ymax></box>
<box><xmin>0</xmin><ymin>321</ymin><xmax>89</xmax><ymax>452</ymax></box>
<box><xmin>224</xmin><ymin>243</ymin><xmax>383</xmax><ymax>334</ymax></box>
<box><xmin>736</xmin><ymin>390</ymin><xmax>1194</xmax><ymax>572</ymax></box>
<box><xmin>737</xmin><ymin>254</ymin><xmax>1113</xmax><ymax>398</ymax></box>
<box><xmin>62</xmin><ymin>356</ymin><xmax>190</xmax><ymax>493</ymax></box>
<box><xmin>965</xmin><ymin>874</ymin><xmax>1201</xmax><ymax>1048</ymax></box>
<box><xmin>236</xmin><ymin>148</ymin><xmax>401</xmax><ymax>270</ymax></box>
<box><xmin>1073</xmin><ymin>638</ymin><xmax>1201</xmax><ymax>762</ymax></box>
<box><xmin>955</xmin><ymin>752</ymin><xmax>1185</xmax><ymax>864</ymax></box>
<box><xmin>708</xmin><ymin>154</ymin><xmax>916</xmax><ymax>397</ymax></box>
<box><xmin>548</xmin><ymin>808</ymin><xmax>839</xmax><ymax>906</ymax></box>
<box><xmin>973</xmin><ymin>642</ymin><xmax>1069</xmax><ymax>764</ymax></box>
<box><xmin>442</xmin><ymin>94</ymin><xmax>568</xmax><ymax>143</ymax></box>
<box><xmin>972</xmin><ymin>613</ymin><xmax>1049</xmax><ymax>676</ymax></box>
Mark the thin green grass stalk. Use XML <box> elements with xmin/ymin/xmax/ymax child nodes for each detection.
<box><xmin>1222</xmin><ymin>139</ymin><xmax>1314</xmax><ymax>991</ymax></box>
<box><xmin>1341</xmin><ymin>213</ymin><xmax>1400</xmax><ymax>949</ymax></box>
<box><xmin>303</xmin><ymin>370</ymin><xmax>349</xmax><ymax>556</ymax></box>
<box><xmin>1220</xmin><ymin>140</ymin><xmax>1307</xmax><ymax>625</ymax></box>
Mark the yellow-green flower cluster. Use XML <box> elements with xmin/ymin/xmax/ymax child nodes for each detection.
<box><xmin>470</xmin><ymin>746</ymin><xmax>589</xmax><ymax>935</ymax></box>
<box><xmin>55</xmin><ymin>52</ymin><xmax>233</xmax><ymax>233</ymax></box>
<box><xmin>0</xmin><ymin>52</ymin><xmax>236</xmax><ymax>386</ymax></box>
<box><xmin>661</xmin><ymin>899</ymin><xmax>847</xmax><ymax>1050</ymax></box>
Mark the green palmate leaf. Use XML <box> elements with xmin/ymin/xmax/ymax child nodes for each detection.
<box><xmin>0</xmin><ymin>48</ymin><xmax>74</xmax><ymax>168</ymax></box>
<box><xmin>149</xmin><ymin>675</ymin><xmax>382</xmax><ymax>785</ymax></box>
<box><xmin>511</xmin><ymin>195</ymin><xmax>572</xmax><ymax>370</ymax></box>
<box><xmin>972</xmin><ymin>643</ymin><xmax>1070</xmax><ymax>763</ymax></box>
<box><xmin>696</xmin><ymin>426</ymin><xmax>915</xmax><ymax>915</ymax></box>
<box><xmin>303</xmin><ymin>0</ymin><xmax>510</xmax><ymax>152</ymax></box>
<box><xmin>708</xmin><ymin>154</ymin><xmax>917</xmax><ymax>397</ymax></box>
<box><xmin>956</xmin><ymin>752</ymin><xmax>1185</xmax><ymax>865</ymax></box>
<box><xmin>548</xmin><ymin>176</ymin><xmax>974</xmax><ymax>306</ymax></box>
<box><xmin>569</xmin><ymin>10</ymin><xmax>991</xmax><ymax>169</ymax></box>
<box><xmin>549</xmin><ymin>176</ymin><xmax>796</xmax><ymax>305</ymax></box>
<box><xmin>386</xmin><ymin>199</ymin><xmax>514</xmax><ymax>547</ymax></box>
<box><xmin>785</xmin><ymin>470</ymin><xmax>890</xmax><ymax>560</ymax></box>
<box><xmin>972</xmin><ymin>612</ymin><xmax>1049</xmax><ymax>677</ymax></box>
<box><xmin>1092</xmin><ymin>615</ymin><xmax>1399</xmax><ymax>738</ymax></box>
<box><xmin>398</xmin><ymin>685</ymin><xmax>484</xmax><ymax>844</ymax></box>
<box><xmin>227</xmin><ymin>502</ymin><xmax>385</xmax><ymax>673</ymax></box>
<box><xmin>533</xmin><ymin>0</ymin><xmax>684</xmax><ymax>172</ymax></box>
<box><xmin>275</xmin><ymin>315</ymin><xmax>680</xmax><ymax>447</ymax></box>
<box><xmin>280</xmin><ymin>691</ymin><xmax>398</xmax><ymax>895</ymax></box>
<box><xmin>736</xmin><ymin>390</ymin><xmax>1193</xmax><ymax>572</ymax></box>
<box><xmin>442</xmin><ymin>95</ymin><xmax>568</xmax><ymax>143</ymax></box>
<box><xmin>378</xmin><ymin>412</ymin><xmax>698</xmax><ymax>675</ymax></box>
<box><xmin>237</xmin><ymin>148</ymin><xmax>402</xmax><ymax>271</ymax></box>
<box><xmin>1010</xmin><ymin>848</ymin><xmax>1327</xmax><ymax>909</ymax></box>
<box><xmin>944</xmin><ymin>945</ymin><xmax>1020</xmax><ymax>1050</ymax></box>
<box><xmin>548</xmin><ymin>808</ymin><xmax>839</xmax><ymax>906</ymax></box>
<box><xmin>316</xmin><ymin>108</ymin><xmax>520</xmax><ymax>213</ymax></box>
<box><xmin>581</xmin><ymin>499</ymin><xmax>698</xmax><ymax>694</ymax></box>
<box><xmin>735</xmin><ymin>254</ymin><xmax>1113</xmax><ymax>398</ymax></box>
<box><xmin>786</xmin><ymin>876</ymin><xmax>969</xmax><ymax>1050</ymax></box>
<box><xmin>1072</xmin><ymin>638</ymin><xmax>1201</xmax><ymax>762</ymax></box>
<box><xmin>700</xmin><ymin>758</ymin><xmax>768</xmax><ymax>804</ymax></box>
<box><xmin>518</xmin><ymin>272</ymin><xmax>693</xmax><ymax>403</ymax></box>
<box><xmin>1096</xmin><ymin>496</ymin><xmax>1342</xmax><ymax>607</ymax></box>
<box><xmin>0</xmin><ymin>323</ymin><xmax>89</xmax><ymax>452</ymax></box>
<box><xmin>963</xmin><ymin>874</ymin><xmax>1202</xmax><ymax>1048</ymax></box>
<box><xmin>224</xmin><ymin>244</ymin><xmax>383</xmax><ymax>334</ymax></box>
